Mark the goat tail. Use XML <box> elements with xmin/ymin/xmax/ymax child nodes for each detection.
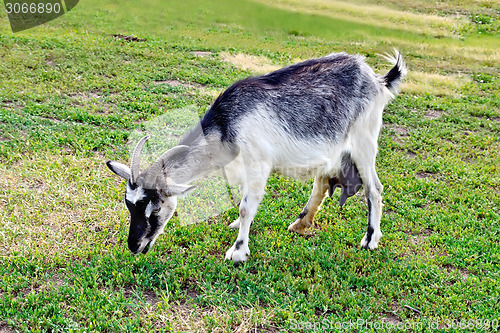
<box><xmin>381</xmin><ymin>50</ymin><xmax>407</xmax><ymax>94</ymax></box>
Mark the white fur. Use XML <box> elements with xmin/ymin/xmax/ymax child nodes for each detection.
<box><xmin>145</xmin><ymin>201</ymin><xmax>154</xmax><ymax>218</ymax></box>
<box><xmin>126</xmin><ymin>186</ymin><xmax>146</xmax><ymax>204</ymax></box>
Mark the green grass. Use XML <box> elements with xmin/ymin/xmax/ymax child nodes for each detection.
<box><xmin>0</xmin><ymin>0</ymin><xmax>499</xmax><ymax>331</ymax></box>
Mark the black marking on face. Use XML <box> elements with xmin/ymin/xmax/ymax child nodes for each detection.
<box><xmin>235</xmin><ymin>239</ymin><xmax>244</xmax><ymax>251</ymax></box>
<box><xmin>125</xmin><ymin>188</ymin><xmax>162</xmax><ymax>253</ymax></box>
<box><xmin>329</xmin><ymin>153</ymin><xmax>363</xmax><ymax>206</ymax></box>
<box><xmin>128</xmin><ymin>180</ymin><xmax>138</xmax><ymax>190</ymax></box>
<box><xmin>298</xmin><ymin>209</ymin><xmax>308</xmax><ymax>220</ymax></box>
<box><xmin>145</xmin><ymin>212</ymin><xmax>160</xmax><ymax>238</ymax></box>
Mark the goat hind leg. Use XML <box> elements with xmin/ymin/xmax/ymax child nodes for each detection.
<box><xmin>288</xmin><ymin>175</ymin><xmax>329</xmax><ymax>234</ymax></box>
<box><xmin>360</xmin><ymin>170</ymin><xmax>383</xmax><ymax>249</ymax></box>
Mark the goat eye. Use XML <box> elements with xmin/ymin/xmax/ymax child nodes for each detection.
<box><xmin>152</xmin><ymin>208</ymin><xmax>161</xmax><ymax>214</ymax></box>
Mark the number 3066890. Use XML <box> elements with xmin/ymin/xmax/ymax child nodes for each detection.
<box><xmin>5</xmin><ymin>2</ymin><xmax>62</xmax><ymax>14</ymax></box>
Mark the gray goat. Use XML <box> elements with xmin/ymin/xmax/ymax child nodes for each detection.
<box><xmin>107</xmin><ymin>51</ymin><xmax>406</xmax><ymax>262</ymax></box>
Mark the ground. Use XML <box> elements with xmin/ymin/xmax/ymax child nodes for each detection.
<box><xmin>0</xmin><ymin>0</ymin><xmax>499</xmax><ymax>331</ymax></box>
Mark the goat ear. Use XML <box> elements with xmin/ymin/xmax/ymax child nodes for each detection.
<box><xmin>163</xmin><ymin>185</ymin><xmax>196</xmax><ymax>197</ymax></box>
<box><xmin>106</xmin><ymin>161</ymin><xmax>131</xmax><ymax>180</ymax></box>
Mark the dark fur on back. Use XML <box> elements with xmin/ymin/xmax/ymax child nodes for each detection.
<box><xmin>201</xmin><ymin>53</ymin><xmax>379</xmax><ymax>143</ymax></box>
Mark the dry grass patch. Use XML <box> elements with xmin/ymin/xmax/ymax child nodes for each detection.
<box><xmin>191</xmin><ymin>51</ymin><xmax>214</xmax><ymax>57</ymax></box>
<box><xmin>154</xmin><ymin>79</ymin><xmax>222</xmax><ymax>99</ymax></box>
<box><xmin>69</xmin><ymin>92</ymin><xmax>103</xmax><ymax>101</ymax></box>
<box><xmin>153</xmin><ymin>79</ymin><xmax>193</xmax><ymax>88</ymax></box>
<box><xmin>199</xmin><ymin>87</ymin><xmax>224</xmax><ymax>99</ymax></box>
<box><xmin>386</xmin><ymin>124</ymin><xmax>409</xmax><ymax>136</ymax></box>
<box><xmin>147</xmin><ymin>302</ymin><xmax>278</xmax><ymax>332</ymax></box>
<box><xmin>0</xmin><ymin>321</ymin><xmax>15</xmax><ymax>333</ymax></box>
<box><xmin>0</xmin><ymin>153</ymin><xmax>125</xmax><ymax>259</ymax></box>
<box><xmin>383</xmin><ymin>124</ymin><xmax>409</xmax><ymax>144</ymax></box>
<box><xmin>402</xmin><ymin>71</ymin><xmax>471</xmax><ymax>96</ymax></box>
<box><xmin>409</xmin><ymin>228</ymin><xmax>433</xmax><ymax>245</ymax></box>
<box><xmin>219</xmin><ymin>52</ymin><xmax>281</xmax><ymax>75</ymax></box>
<box><xmin>254</xmin><ymin>0</ymin><xmax>465</xmax><ymax>38</ymax></box>
<box><xmin>416</xmin><ymin>171</ymin><xmax>437</xmax><ymax>179</ymax></box>
<box><xmin>442</xmin><ymin>264</ymin><xmax>473</xmax><ymax>280</ymax></box>
<box><xmin>356</xmin><ymin>0</ymin><xmax>499</xmax><ymax>17</ymax></box>
<box><xmin>67</xmin><ymin>92</ymin><xmax>116</xmax><ymax>115</ymax></box>
<box><xmin>382</xmin><ymin>313</ymin><xmax>402</xmax><ymax>325</ymax></box>
<box><xmin>380</xmin><ymin>37</ymin><xmax>499</xmax><ymax>74</ymax></box>
<box><xmin>393</xmin><ymin>228</ymin><xmax>448</xmax><ymax>261</ymax></box>
<box><xmin>428</xmin><ymin>43</ymin><xmax>499</xmax><ymax>67</ymax></box>
<box><xmin>424</xmin><ymin>109</ymin><xmax>444</xmax><ymax>120</ymax></box>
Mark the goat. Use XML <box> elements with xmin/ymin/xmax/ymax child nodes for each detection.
<box><xmin>106</xmin><ymin>51</ymin><xmax>406</xmax><ymax>262</ymax></box>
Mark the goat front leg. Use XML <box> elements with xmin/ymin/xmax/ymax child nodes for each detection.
<box><xmin>360</xmin><ymin>169</ymin><xmax>383</xmax><ymax>249</ymax></box>
<box><xmin>225</xmin><ymin>166</ymin><xmax>269</xmax><ymax>262</ymax></box>
<box><xmin>288</xmin><ymin>175</ymin><xmax>329</xmax><ymax>234</ymax></box>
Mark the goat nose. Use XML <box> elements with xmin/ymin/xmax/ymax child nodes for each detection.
<box><xmin>128</xmin><ymin>238</ymin><xmax>140</xmax><ymax>254</ymax></box>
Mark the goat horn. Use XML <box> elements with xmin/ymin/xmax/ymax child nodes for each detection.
<box><xmin>143</xmin><ymin>145</ymin><xmax>190</xmax><ymax>189</ymax></box>
<box><xmin>130</xmin><ymin>135</ymin><xmax>150</xmax><ymax>184</ymax></box>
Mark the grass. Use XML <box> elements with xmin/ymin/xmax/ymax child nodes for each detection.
<box><xmin>0</xmin><ymin>0</ymin><xmax>499</xmax><ymax>331</ymax></box>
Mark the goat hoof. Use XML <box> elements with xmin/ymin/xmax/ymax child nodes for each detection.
<box><xmin>225</xmin><ymin>242</ymin><xmax>250</xmax><ymax>262</ymax></box>
<box><xmin>228</xmin><ymin>218</ymin><xmax>240</xmax><ymax>229</ymax></box>
<box><xmin>288</xmin><ymin>219</ymin><xmax>308</xmax><ymax>235</ymax></box>
<box><xmin>360</xmin><ymin>232</ymin><xmax>382</xmax><ymax>250</ymax></box>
